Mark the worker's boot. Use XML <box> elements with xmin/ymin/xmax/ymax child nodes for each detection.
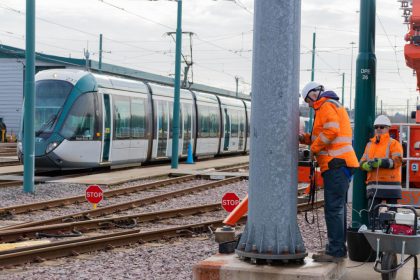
<box><xmin>312</xmin><ymin>253</ymin><xmax>345</xmax><ymax>263</ymax></box>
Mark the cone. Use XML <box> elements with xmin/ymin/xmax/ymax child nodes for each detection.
<box><xmin>186</xmin><ymin>142</ymin><xmax>194</xmax><ymax>164</ymax></box>
<box><xmin>223</xmin><ymin>195</ymin><xmax>248</xmax><ymax>226</ymax></box>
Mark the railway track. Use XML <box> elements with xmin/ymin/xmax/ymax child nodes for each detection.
<box><xmin>0</xmin><ymin>217</ymin><xmax>247</xmax><ymax>268</ymax></box>
<box><xmin>0</xmin><ymin>200</ymin><xmax>324</xmax><ymax>243</ymax></box>
<box><xmin>0</xmin><ymin>164</ymin><xmax>249</xmax><ymax>217</ymax></box>
<box><xmin>0</xmin><ymin>177</ymin><xmax>244</xmax><ymax>230</ymax></box>
<box><xmin>0</xmin><ymin>198</ymin><xmax>324</xmax><ymax>268</ymax></box>
<box><xmin>0</xmin><ymin>174</ymin><xmax>197</xmax><ymax>218</ymax></box>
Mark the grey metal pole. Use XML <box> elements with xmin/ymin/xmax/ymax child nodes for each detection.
<box><xmin>308</xmin><ymin>32</ymin><xmax>316</xmax><ymax>131</ymax></box>
<box><xmin>171</xmin><ymin>0</ymin><xmax>182</xmax><ymax>169</ymax></box>
<box><xmin>99</xmin><ymin>34</ymin><xmax>103</xmax><ymax>72</ymax></box>
<box><xmin>407</xmin><ymin>99</ymin><xmax>409</xmax><ymax>123</ymax></box>
<box><xmin>23</xmin><ymin>0</ymin><xmax>35</xmax><ymax>193</ymax></box>
<box><xmin>236</xmin><ymin>0</ymin><xmax>306</xmax><ymax>262</ymax></box>
<box><xmin>235</xmin><ymin>76</ymin><xmax>239</xmax><ymax>98</ymax></box>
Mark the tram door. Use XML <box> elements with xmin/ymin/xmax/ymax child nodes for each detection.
<box><xmin>101</xmin><ymin>94</ymin><xmax>111</xmax><ymax>162</ymax></box>
<box><xmin>238</xmin><ymin>113</ymin><xmax>245</xmax><ymax>150</ymax></box>
<box><xmin>223</xmin><ymin>108</ymin><xmax>231</xmax><ymax>151</ymax></box>
<box><xmin>182</xmin><ymin>103</ymin><xmax>193</xmax><ymax>155</ymax></box>
<box><xmin>156</xmin><ymin>100</ymin><xmax>169</xmax><ymax>158</ymax></box>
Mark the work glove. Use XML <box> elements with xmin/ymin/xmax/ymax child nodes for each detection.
<box><xmin>370</xmin><ymin>159</ymin><xmax>382</xmax><ymax>168</ymax></box>
<box><xmin>370</xmin><ymin>158</ymin><xmax>393</xmax><ymax>169</ymax></box>
<box><xmin>361</xmin><ymin>162</ymin><xmax>372</xmax><ymax>172</ymax></box>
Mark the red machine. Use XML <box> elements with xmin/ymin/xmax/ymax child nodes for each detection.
<box><xmin>404</xmin><ymin>0</ymin><xmax>420</xmax><ymax>89</ymax></box>
<box><xmin>390</xmin><ymin>116</ymin><xmax>420</xmax><ymax>188</ymax></box>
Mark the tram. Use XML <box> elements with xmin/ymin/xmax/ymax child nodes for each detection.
<box><xmin>17</xmin><ymin>69</ymin><xmax>251</xmax><ymax>171</ymax></box>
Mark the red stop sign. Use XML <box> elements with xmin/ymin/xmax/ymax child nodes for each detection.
<box><xmin>85</xmin><ymin>185</ymin><xmax>103</xmax><ymax>204</ymax></box>
<box><xmin>222</xmin><ymin>192</ymin><xmax>240</xmax><ymax>212</ymax></box>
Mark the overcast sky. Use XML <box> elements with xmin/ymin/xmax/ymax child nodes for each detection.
<box><xmin>0</xmin><ymin>0</ymin><xmax>417</xmax><ymax>115</ymax></box>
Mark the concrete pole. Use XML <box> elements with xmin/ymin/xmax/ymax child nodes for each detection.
<box><xmin>171</xmin><ymin>0</ymin><xmax>182</xmax><ymax>169</ymax></box>
<box><xmin>352</xmin><ymin>0</ymin><xmax>376</xmax><ymax>227</ymax></box>
<box><xmin>236</xmin><ymin>0</ymin><xmax>306</xmax><ymax>262</ymax></box>
<box><xmin>23</xmin><ymin>0</ymin><xmax>35</xmax><ymax>193</ymax></box>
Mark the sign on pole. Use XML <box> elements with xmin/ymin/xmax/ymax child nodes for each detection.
<box><xmin>221</xmin><ymin>192</ymin><xmax>240</xmax><ymax>212</ymax></box>
<box><xmin>85</xmin><ymin>185</ymin><xmax>103</xmax><ymax>209</ymax></box>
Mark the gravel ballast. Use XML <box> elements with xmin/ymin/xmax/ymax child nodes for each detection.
<box><xmin>0</xmin><ymin>178</ymin><xmax>351</xmax><ymax>280</ymax></box>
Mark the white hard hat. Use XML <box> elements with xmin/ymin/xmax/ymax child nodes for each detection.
<box><xmin>374</xmin><ymin>115</ymin><xmax>391</xmax><ymax>127</ymax></box>
<box><xmin>301</xmin><ymin>81</ymin><xmax>324</xmax><ymax>100</ymax></box>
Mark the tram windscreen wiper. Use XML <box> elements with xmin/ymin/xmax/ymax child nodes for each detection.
<box><xmin>35</xmin><ymin>113</ymin><xmax>58</xmax><ymax>136</ymax></box>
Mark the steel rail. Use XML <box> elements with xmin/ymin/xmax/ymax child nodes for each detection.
<box><xmin>0</xmin><ymin>181</ymin><xmax>21</xmax><ymax>188</ymax></box>
<box><xmin>0</xmin><ymin>177</ymin><xmax>243</xmax><ymax>231</ymax></box>
<box><xmin>0</xmin><ymin>217</ymin><xmax>248</xmax><ymax>267</ymax></box>
<box><xmin>0</xmin><ymin>175</ymin><xmax>197</xmax><ymax>218</ymax></box>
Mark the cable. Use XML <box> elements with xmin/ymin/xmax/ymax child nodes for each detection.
<box><xmin>377</xmin><ymin>13</ymin><xmax>411</xmax><ymax>92</ymax></box>
<box><xmin>97</xmin><ymin>0</ymin><xmax>173</xmax><ymax>30</ymax></box>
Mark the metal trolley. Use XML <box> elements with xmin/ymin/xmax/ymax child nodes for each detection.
<box><xmin>362</xmin><ymin>204</ymin><xmax>420</xmax><ymax>280</ymax></box>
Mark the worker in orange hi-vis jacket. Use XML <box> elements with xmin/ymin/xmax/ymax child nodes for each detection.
<box><xmin>359</xmin><ymin>115</ymin><xmax>403</xmax><ymax>228</ymax></box>
<box><xmin>299</xmin><ymin>81</ymin><xmax>358</xmax><ymax>263</ymax></box>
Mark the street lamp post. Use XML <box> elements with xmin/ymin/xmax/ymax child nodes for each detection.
<box><xmin>171</xmin><ymin>0</ymin><xmax>182</xmax><ymax>169</ymax></box>
<box><xmin>23</xmin><ymin>0</ymin><xmax>35</xmax><ymax>193</ymax></box>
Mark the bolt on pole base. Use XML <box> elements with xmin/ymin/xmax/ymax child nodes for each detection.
<box><xmin>236</xmin><ymin>249</ymin><xmax>307</xmax><ymax>264</ymax></box>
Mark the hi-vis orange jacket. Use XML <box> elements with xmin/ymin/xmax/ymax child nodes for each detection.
<box><xmin>301</xmin><ymin>97</ymin><xmax>359</xmax><ymax>173</ymax></box>
<box><xmin>360</xmin><ymin>133</ymin><xmax>403</xmax><ymax>199</ymax></box>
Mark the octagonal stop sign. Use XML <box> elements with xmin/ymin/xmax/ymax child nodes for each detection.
<box><xmin>221</xmin><ymin>192</ymin><xmax>240</xmax><ymax>212</ymax></box>
<box><xmin>85</xmin><ymin>185</ymin><xmax>103</xmax><ymax>204</ymax></box>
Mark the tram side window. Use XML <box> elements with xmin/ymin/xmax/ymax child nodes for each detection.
<box><xmin>231</xmin><ymin>111</ymin><xmax>239</xmax><ymax>138</ymax></box>
<box><xmin>209</xmin><ymin>107</ymin><xmax>220</xmax><ymax>137</ymax></box>
<box><xmin>131</xmin><ymin>98</ymin><xmax>146</xmax><ymax>139</ymax></box>
<box><xmin>198</xmin><ymin>105</ymin><xmax>210</xmax><ymax>138</ymax></box>
<box><xmin>60</xmin><ymin>93</ymin><xmax>98</xmax><ymax>141</ymax></box>
<box><xmin>183</xmin><ymin>103</ymin><xmax>192</xmax><ymax>140</ymax></box>
<box><xmin>114</xmin><ymin>97</ymin><xmax>131</xmax><ymax>139</ymax></box>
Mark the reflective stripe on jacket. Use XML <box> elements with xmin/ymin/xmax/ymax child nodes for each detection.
<box><xmin>302</xmin><ymin>97</ymin><xmax>359</xmax><ymax>173</ymax></box>
<box><xmin>360</xmin><ymin>133</ymin><xmax>403</xmax><ymax>199</ymax></box>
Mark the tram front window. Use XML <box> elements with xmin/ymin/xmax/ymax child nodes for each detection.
<box><xmin>35</xmin><ymin>80</ymin><xmax>73</xmax><ymax>136</ymax></box>
<box><xmin>60</xmin><ymin>93</ymin><xmax>99</xmax><ymax>141</ymax></box>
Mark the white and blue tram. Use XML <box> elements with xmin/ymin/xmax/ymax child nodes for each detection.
<box><xmin>17</xmin><ymin>69</ymin><xmax>251</xmax><ymax>171</ymax></box>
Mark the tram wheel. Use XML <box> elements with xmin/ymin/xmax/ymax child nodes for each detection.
<box><xmin>381</xmin><ymin>253</ymin><xmax>397</xmax><ymax>280</ymax></box>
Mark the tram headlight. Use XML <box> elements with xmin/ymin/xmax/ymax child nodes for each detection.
<box><xmin>45</xmin><ymin>142</ymin><xmax>59</xmax><ymax>154</ymax></box>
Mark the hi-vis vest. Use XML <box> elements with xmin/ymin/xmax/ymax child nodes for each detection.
<box><xmin>360</xmin><ymin>133</ymin><xmax>403</xmax><ymax>199</ymax></box>
<box><xmin>307</xmin><ymin>97</ymin><xmax>359</xmax><ymax>173</ymax></box>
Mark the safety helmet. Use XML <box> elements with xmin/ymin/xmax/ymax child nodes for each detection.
<box><xmin>301</xmin><ymin>81</ymin><xmax>324</xmax><ymax>100</ymax></box>
<box><xmin>373</xmin><ymin>115</ymin><xmax>391</xmax><ymax>127</ymax></box>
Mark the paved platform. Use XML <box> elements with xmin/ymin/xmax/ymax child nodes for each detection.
<box><xmin>50</xmin><ymin>155</ymin><xmax>249</xmax><ymax>184</ymax></box>
<box><xmin>193</xmin><ymin>254</ymin><xmax>346</xmax><ymax>280</ymax></box>
<box><xmin>193</xmin><ymin>253</ymin><xmax>416</xmax><ymax>280</ymax></box>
